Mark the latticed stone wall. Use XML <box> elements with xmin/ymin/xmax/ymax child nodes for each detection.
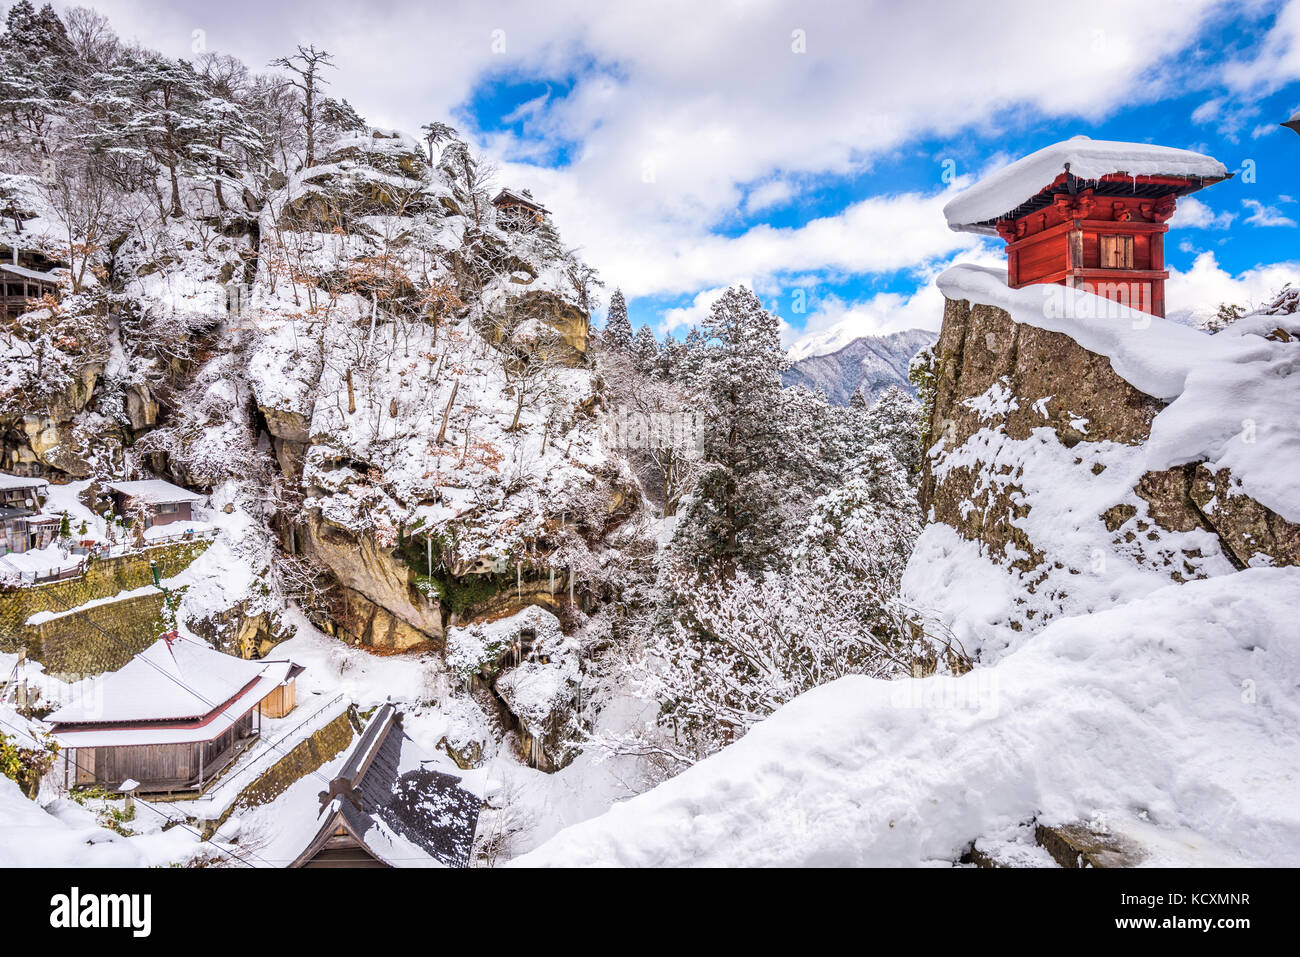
<box><xmin>0</xmin><ymin>540</ymin><xmax>210</xmax><ymax>676</ymax></box>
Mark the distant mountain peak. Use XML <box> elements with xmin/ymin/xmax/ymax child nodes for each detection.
<box><xmin>783</xmin><ymin>328</ymin><xmax>936</xmax><ymax>406</ymax></box>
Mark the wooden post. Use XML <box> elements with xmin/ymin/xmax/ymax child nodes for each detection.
<box><xmin>16</xmin><ymin>648</ymin><xmax>27</xmax><ymax>716</ymax></box>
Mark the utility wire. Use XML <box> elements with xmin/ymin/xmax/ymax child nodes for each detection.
<box><xmin>0</xmin><ymin>711</ymin><xmax>272</xmax><ymax>868</ymax></box>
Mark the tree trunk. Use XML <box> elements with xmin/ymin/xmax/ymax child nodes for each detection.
<box><xmin>436</xmin><ymin>379</ymin><xmax>458</xmax><ymax>446</ymax></box>
<box><xmin>304</xmin><ymin>81</ymin><xmax>315</xmax><ymax>168</ymax></box>
<box><xmin>168</xmin><ymin>163</ymin><xmax>184</xmax><ymax>218</ymax></box>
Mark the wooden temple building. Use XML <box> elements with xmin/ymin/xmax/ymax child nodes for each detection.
<box><xmin>491</xmin><ymin>188</ymin><xmax>550</xmax><ymax>230</ymax></box>
<box><xmin>943</xmin><ymin>137</ymin><xmax>1230</xmax><ymax>317</ymax></box>
<box><xmin>48</xmin><ymin>633</ymin><xmax>303</xmax><ymax>796</ymax></box>
<box><xmin>0</xmin><ymin>246</ymin><xmax>62</xmax><ymax>321</ymax></box>
<box><xmin>0</xmin><ymin>472</ymin><xmax>59</xmax><ymax>556</ymax></box>
<box><xmin>107</xmin><ymin>479</ymin><xmax>203</xmax><ymax>529</ymax></box>
<box><xmin>290</xmin><ymin>703</ymin><xmax>481</xmax><ymax>868</ymax></box>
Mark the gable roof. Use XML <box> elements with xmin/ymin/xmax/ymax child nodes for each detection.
<box><xmin>0</xmin><ymin>473</ymin><xmax>48</xmax><ymax>493</ymax></box>
<box><xmin>48</xmin><ymin>634</ymin><xmax>288</xmax><ymax>730</ymax></box>
<box><xmin>491</xmin><ymin>188</ymin><xmax>550</xmax><ymax>214</ymax></box>
<box><xmin>106</xmin><ymin>479</ymin><xmax>202</xmax><ymax>504</ymax></box>
<box><xmin>0</xmin><ymin>263</ymin><xmax>60</xmax><ymax>284</ymax></box>
<box><xmin>292</xmin><ymin>704</ymin><xmax>481</xmax><ymax>868</ymax></box>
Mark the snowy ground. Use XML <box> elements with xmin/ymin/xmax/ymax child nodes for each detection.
<box><xmin>515</xmin><ymin>567</ymin><xmax>1300</xmax><ymax>867</ymax></box>
<box><xmin>236</xmin><ymin>609</ymin><xmax>658</xmax><ymax>862</ymax></box>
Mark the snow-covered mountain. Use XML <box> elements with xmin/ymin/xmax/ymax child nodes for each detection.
<box><xmin>783</xmin><ymin>328</ymin><xmax>935</xmax><ymax>405</ymax></box>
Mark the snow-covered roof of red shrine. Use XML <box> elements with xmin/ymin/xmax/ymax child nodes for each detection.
<box><xmin>48</xmin><ymin>635</ymin><xmax>295</xmax><ymax>747</ymax></box>
<box><xmin>943</xmin><ymin>136</ymin><xmax>1229</xmax><ymax>235</ymax></box>
<box><xmin>106</xmin><ymin>479</ymin><xmax>202</xmax><ymax>504</ymax></box>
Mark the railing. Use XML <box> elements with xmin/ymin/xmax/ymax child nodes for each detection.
<box><xmin>142</xmin><ymin>527</ymin><xmax>218</xmax><ymax>548</ymax></box>
<box><xmin>192</xmin><ymin>692</ymin><xmax>348</xmax><ymax>811</ymax></box>
<box><xmin>0</xmin><ymin>528</ymin><xmax>218</xmax><ymax>588</ymax></box>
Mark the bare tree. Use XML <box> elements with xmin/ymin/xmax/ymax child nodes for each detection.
<box><xmin>269</xmin><ymin>45</ymin><xmax>334</xmax><ymax>169</ymax></box>
<box><xmin>42</xmin><ymin>150</ymin><xmax>120</xmax><ymax>294</ymax></box>
<box><xmin>472</xmin><ymin>773</ymin><xmax>536</xmax><ymax>867</ymax></box>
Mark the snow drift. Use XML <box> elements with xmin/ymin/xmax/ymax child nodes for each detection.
<box><xmin>516</xmin><ymin>567</ymin><xmax>1300</xmax><ymax>867</ymax></box>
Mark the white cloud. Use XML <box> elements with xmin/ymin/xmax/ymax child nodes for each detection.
<box><xmin>1166</xmin><ymin>251</ymin><xmax>1300</xmax><ymax>323</ymax></box>
<box><xmin>743</xmin><ymin>180</ymin><xmax>797</xmax><ymax>215</ymax></box>
<box><xmin>1242</xmin><ymin>198</ymin><xmax>1298</xmax><ymax>227</ymax></box>
<box><xmin>1223</xmin><ymin>0</ymin><xmax>1300</xmax><ymax>94</ymax></box>
<box><xmin>785</xmin><ymin>246</ymin><xmax>1004</xmax><ymax>354</ymax></box>
<box><xmin>658</xmin><ymin>282</ymin><xmax>749</xmax><ymax>336</ymax></box>
<box><xmin>1171</xmin><ymin>195</ymin><xmax>1236</xmax><ymax>229</ymax></box>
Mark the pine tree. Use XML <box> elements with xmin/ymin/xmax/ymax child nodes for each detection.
<box><xmin>643</xmin><ymin>441</ymin><xmax>928</xmax><ymax>758</ymax></box>
<box><xmin>632</xmin><ymin>323</ymin><xmax>659</xmax><ymax>372</ymax></box>
<box><xmin>125</xmin><ymin>54</ymin><xmax>209</xmax><ymax>218</ymax></box>
<box><xmin>673</xmin><ymin>285</ymin><xmax>793</xmax><ymax>575</ymax></box>
<box><xmin>603</xmin><ymin>287</ymin><xmax>632</xmax><ymax>349</ymax></box>
<box><xmin>0</xmin><ymin>1</ymin><xmax>74</xmax><ymax>148</ymax></box>
<box><xmin>864</xmin><ymin>385</ymin><xmax>922</xmax><ymax>479</ymax></box>
<box><xmin>1201</xmin><ymin>301</ymin><xmax>1245</xmax><ymax>334</ymax></box>
<box><xmin>657</xmin><ymin>331</ymin><xmax>681</xmax><ymax>378</ymax></box>
<box><xmin>420</xmin><ymin>120</ymin><xmax>456</xmax><ymax>164</ymax></box>
<box><xmin>190</xmin><ymin>91</ymin><xmax>264</xmax><ymax>214</ymax></box>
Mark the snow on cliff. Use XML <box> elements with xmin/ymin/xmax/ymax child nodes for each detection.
<box><xmin>943</xmin><ymin>137</ymin><xmax>1228</xmax><ymax>233</ymax></box>
<box><xmin>936</xmin><ymin>264</ymin><xmax>1300</xmax><ymax>525</ymax></box>
<box><xmin>516</xmin><ymin>567</ymin><xmax>1300</xmax><ymax>867</ymax></box>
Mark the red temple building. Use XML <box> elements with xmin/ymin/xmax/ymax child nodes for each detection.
<box><xmin>943</xmin><ymin>137</ymin><xmax>1230</xmax><ymax>318</ymax></box>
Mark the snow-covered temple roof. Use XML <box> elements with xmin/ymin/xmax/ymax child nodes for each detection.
<box><xmin>943</xmin><ymin>136</ymin><xmax>1229</xmax><ymax>235</ymax></box>
<box><xmin>290</xmin><ymin>703</ymin><xmax>481</xmax><ymax>868</ymax></box>
<box><xmin>106</xmin><ymin>479</ymin><xmax>203</xmax><ymax>504</ymax></box>
<box><xmin>492</xmin><ymin>188</ymin><xmax>550</xmax><ymax>213</ymax></box>
<box><xmin>0</xmin><ymin>262</ymin><xmax>60</xmax><ymax>283</ymax></box>
<box><xmin>0</xmin><ymin>473</ymin><xmax>48</xmax><ymax>492</ymax></box>
<box><xmin>48</xmin><ymin>634</ymin><xmax>292</xmax><ymax>740</ymax></box>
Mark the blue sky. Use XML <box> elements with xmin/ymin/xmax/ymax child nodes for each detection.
<box><xmin>448</xmin><ymin>4</ymin><xmax>1299</xmax><ymax>347</ymax></box>
<box><xmin>84</xmin><ymin>0</ymin><xmax>1300</xmax><ymax>350</ymax></box>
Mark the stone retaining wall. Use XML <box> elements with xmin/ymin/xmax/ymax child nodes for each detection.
<box><xmin>0</xmin><ymin>541</ymin><xmax>209</xmax><ymax>675</ymax></box>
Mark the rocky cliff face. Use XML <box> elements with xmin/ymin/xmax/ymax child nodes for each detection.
<box><xmin>921</xmin><ymin>295</ymin><xmax>1300</xmax><ymax>596</ymax></box>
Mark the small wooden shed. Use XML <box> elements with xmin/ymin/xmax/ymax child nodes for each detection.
<box><xmin>259</xmin><ymin>662</ymin><xmax>305</xmax><ymax>719</ymax></box>
<box><xmin>491</xmin><ymin>188</ymin><xmax>550</xmax><ymax>230</ymax></box>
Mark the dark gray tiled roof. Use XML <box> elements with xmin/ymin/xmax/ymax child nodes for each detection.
<box><xmin>339</xmin><ymin>705</ymin><xmax>481</xmax><ymax>868</ymax></box>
